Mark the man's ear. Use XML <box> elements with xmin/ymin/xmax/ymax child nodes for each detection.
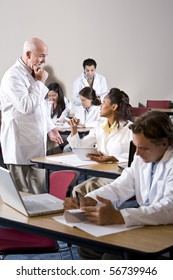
<box><xmin>26</xmin><ymin>51</ymin><xmax>31</xmax><ymax>59</ymax></box>
<box><xmin>162</xmin><ymin>139</ymin><xmax>169</xmax><ymax>148</ymax></box>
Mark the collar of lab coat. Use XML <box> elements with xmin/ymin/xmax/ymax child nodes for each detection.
<box><xmin>137</xmin><ymin>147</ymin><xmax>173</xmax><ymax>195</ymax></box>
<box><xmin>17</xmin><ymin>57</ymin><xmax>32</xmax><ymax>75</ymax></box>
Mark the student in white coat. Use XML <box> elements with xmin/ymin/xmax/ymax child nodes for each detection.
<box><xmin>64</xmin><ymin>111</ymin><xmax>173</xmax><ymax>259</ymax></box>
<box><xmin>67</xmin><ymin>88</ymin><xmax>133</xmax><ymax>196</ymax></box>
<box><xmin>72</xmin><ymin>58</ymin><xmax>108</xmax><ymax>106</ymax></box>
<box><xmin>74</xmin><ymin>86</ymin><xmax>101</xmax><ymax>128</ymax></box>
<box><xmin>63</xmin><ymin>86</ymin><xmax>102</xmax><ymax>152</ymax></box>
<box><xmin>45</xmin><ymin>82</ymin><xmax>72</xmax><ymax>155</ymax></box>
<box><xmin>0</xmin><ymin>37</ymin><xmax>63</xmax><ymax>194</ymax></box>
<box><xmin>46</xmin><ymin>82</ymin><xmax>72</xmax><ymax>124</ymax></box>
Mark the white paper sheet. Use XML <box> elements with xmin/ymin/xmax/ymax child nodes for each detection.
<box><xmin>53</xmin><ymin>209</ymin><xmax>141</xmax><ymax>237</ymax></box>
<box><xmin>46</xmin><ymin>154</ymin><xmax>98</xmax><ymax>166</ymax></box>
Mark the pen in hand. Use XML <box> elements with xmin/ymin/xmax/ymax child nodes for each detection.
<box><xmin>75</xmin><ymin>191</ymin><xmax>80</xmax><ymax>207</ymax></box>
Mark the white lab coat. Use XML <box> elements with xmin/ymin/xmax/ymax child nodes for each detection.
<box><xmin>87</xmin><ymin>148</ymin><xmax>173</xmax><ymax>226</ymax></box>
<box><xmin>45</xmin><ymin>97</ymin><xmax>72</xmax><ymax>124</ymax></box>
<box><xmin>0</xmin><ymin>59</ymin><xmax>55</xmax><ymax>164</ymax></box>
<box><xmin>74</xmin><ymin>105</ymin><xmax>101</xmax><ymax>127</ymax></box>
<box><xmin>72</xmin><ymin>72</ymin><xmax>108</xmax><ymax>106</ymax></box>
<box><xmin>67</xmin><ymin>119</ymin><xmax>133</xmax><ymax>161</ymax></box>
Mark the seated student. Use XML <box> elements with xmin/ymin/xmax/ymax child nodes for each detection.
<box><xmin>72</xmin><ymin>58</ymin><xmax>108</xmax><ymax>106</ymax></box>
<box><xmin>46</xmin><ymin>82</ymin><xmax>72</xmax><ymax>123</ymax></box>
<box><xmin>74</xmin><ymin>86</ymin><xmax>101</xmax><ymax>128</ymax></box>
<box><xmin>45</xmin><ymin>82</ymin><xmax>72</xmax><ymax>155</ymax></box>
<box><xmin>64</xmin><ymin>111</ymin><xmax>173</xmax><ymax>259</ymax></box>
<box><xmin>63</xmin><ymin>86</ymin><xmax>101</xmax><ymax>152</ymax></box>
<box><xmin>67</xmin><ymin>88</ymin><xmax>133</xmax><ymax>196</ymax></box>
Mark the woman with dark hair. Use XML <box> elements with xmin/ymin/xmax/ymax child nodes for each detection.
<box><xmin>46</xmin><ymin>82</ymin><xmax>72</xmax><ymax>123</ymax></box>
<box><xmin>67</xmin><ymin>88</ymin><xmax>133</xmax><ymax>196</ymax></box>
<box><xmin>46</xmin><ymin>82</ymin><xmax>72</xmax><ymax>155</ymax></box>
<box><xmin>63</xmin><ymin>86</ymin><xmax>101</xmax><ymax>152</ymax></box>
<box><xmin>74</xmin><ymin>86</ymin><xmax>101</xmax><ymax>127</ymax></box>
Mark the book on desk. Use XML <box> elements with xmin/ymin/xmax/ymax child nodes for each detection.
<box><xmin>53</xmin><ymin>209</ymin><xmax>141</xmax><ymax>237</ymax></box>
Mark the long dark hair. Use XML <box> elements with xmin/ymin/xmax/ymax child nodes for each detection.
<box><xmin>47</xmin><ymin>83</ymin><xmax>66</xmax><ymax>118</ymax></box>
<box><xmin>108</xmin><ymin>88</ymin><xmax>133</xmax><ymax>125</ymax></box>
<box><xmin>79</xmin><ymin>87</ymin><xmax>101</xmax><ymax>106</ymax></box>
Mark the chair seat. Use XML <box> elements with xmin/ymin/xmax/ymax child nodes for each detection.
<box><xmin>0</xmin><ymin>228</ymin><xmax>58</xmax><ymax>254</ymax></box>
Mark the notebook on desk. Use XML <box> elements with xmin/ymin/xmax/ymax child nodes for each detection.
<box><xmin>0</xmin><ymin>167</ymin><xmax>64</xmax><ymax>217</ymax></box>
<box><xmin>118</xmin><ymin>141</ymin><xmax>136</xmax><ymax>170</ymax></box>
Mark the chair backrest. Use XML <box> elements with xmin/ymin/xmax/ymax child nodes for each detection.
<box><xmin>132</xmin><ymin>107</ymin><xmax>148</xmax><ymax>117</ymax></box>
<box><xmin>146</xmin><ymin>100</ymin><xmax>171</xmax><ymax>109</ymax></box>
<box><xmin>49</xmin><ymin>170</ymin><xmax>80</xmax><ymax>200</ymax></box>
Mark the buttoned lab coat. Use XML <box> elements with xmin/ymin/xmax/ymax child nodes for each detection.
<box><xmin>67</xmin><ymin>120</ymin><xmax>133</xmax><ymax>162</ymax></box>
<box><xmin>74</xmin><ymin>105</ymin><xmax>101</xmax><ymax>127</ymax></box>
<box><xmin>0</xmin><ymin>59</ymin><xmax>55</xmax><ymax>164</ymax></box>
<box><xmin>88</xmin><ymin>148</ymin><xmax>173</xmax><ymax>227</ymax></box>
<box><xmin>72</xmin><ymin>72</ymin><xmax>108</xmax><ymax>106</ymax></box>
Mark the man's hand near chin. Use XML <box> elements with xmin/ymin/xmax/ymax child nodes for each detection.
<box><xmin>32</xmin><ymin>66</ymin><xmax>49</xmax><ymax>83</ymax></box>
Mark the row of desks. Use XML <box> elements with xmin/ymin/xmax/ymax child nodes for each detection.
<box><xmin>0</xmin><ymin>153</ymin><xmax>173</xmax><ymax>258</ymax></box>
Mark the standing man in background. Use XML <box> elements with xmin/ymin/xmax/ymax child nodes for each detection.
<box><xmin>72</xmin><ymin>58</ymin><xmax>108</xmax><ymax>106</ymax></box>
<box><xmin>0</xmin><ymin>37</ymin><xmax>63</xmax><ymax>194</ymax></box>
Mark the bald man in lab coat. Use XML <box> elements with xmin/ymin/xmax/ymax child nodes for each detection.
<box><xmin>0</xmin><ymin>37</ymin><xmax>63</xmax><ymax>193</ymax></box>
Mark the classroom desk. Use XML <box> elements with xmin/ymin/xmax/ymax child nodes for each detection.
<box><xmin>0</xmin><ymin>197</ymin><xmax>172</xmax><ymax>259</ymax></box>
<box><xmin>31</xmin><ymin>153</ymin><xmax>122</xmax><ymax>180</ymax></box>
<box><xmin>150</xmin><ymin>108</ymin><xmax>173</xmax><ymax>115</ymax></box>
<box><xmin>57</xmin><ymin>125</ymin><xmax>92</xmax><ymax>133</ymax></box>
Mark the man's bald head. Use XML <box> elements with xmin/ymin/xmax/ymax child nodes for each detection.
<box><xmin>22</xmin><ymin>37</ymin><xmax>48</xmax><ymax>70</ymax></box>
<box><xmin>23</xmin><ymin>37</ymin><xmax>48</xmax><ymax>54</ymax></box>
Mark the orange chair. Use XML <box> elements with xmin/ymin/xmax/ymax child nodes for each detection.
<box><xmin>0</xmin><ymin>170</ymin><xmax>80</xmax><ymax>260</ymax></box>
<box><xmin>146</xmin><ymin>100</ymin><xmax>171</xmax><ymax>109</ymax></box>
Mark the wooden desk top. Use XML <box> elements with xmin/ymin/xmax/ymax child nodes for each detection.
<box><xmin>150</xmin><ymin>108</ymin><xmax>173</xmax><ymax>115</ymax></box>
<box><xmin>31</xmin><ymin>153</ymin><xmax>122</xmax><ymax>180</ymax></box>
<box><xmin>0</xmin><ymin>197</ymin><xmax>173</xmax><ymax>256</ymax></box>
<box><xmin>57</xmin><ymin>125</ymin><xmax>92</xmax><ymax>132</ymax></box>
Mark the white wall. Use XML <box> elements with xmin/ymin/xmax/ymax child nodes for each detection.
<box><xmin>0</xmin><ymin>0</ymin><xmax>173</xmax><ymax>106</ymax></box>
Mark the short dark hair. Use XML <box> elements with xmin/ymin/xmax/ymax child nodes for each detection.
<box><xmin>130</xmin><ymin>111</ymin><xmax>173</xmax><ymax>146</ymax></box>
<box><xmin>83</xmin><ymin>58</ymin><xmax>97</xmax><ymax>69</ymax></box>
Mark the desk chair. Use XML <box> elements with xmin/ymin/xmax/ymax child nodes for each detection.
<box><xmin>49</xmin><ymin>170</ymin><xmax>80</xmax><ymax>259</ymax></box>
<box><xmin>0</xmin><ymin>170</ymin><xmax>79</xmax><ymax>260</ymax></box>
<box><xmin>146</xmin><ymin>100</ymin><xmax>171</xmax><ymax>109</ymax></box>
<box><xmin>0</xmin><ymin>228</ymin><xmax>59</xmax><ymax>260</ymax></box>
<box><xmin>49</xmin><ymin>170</ymin><xmax>80</xmax><ymax>199</ymax></box>
<box><xmin>132</xmin><ymin>107</ymin><xmax>148</xmax><ymax>117</ymax></box>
